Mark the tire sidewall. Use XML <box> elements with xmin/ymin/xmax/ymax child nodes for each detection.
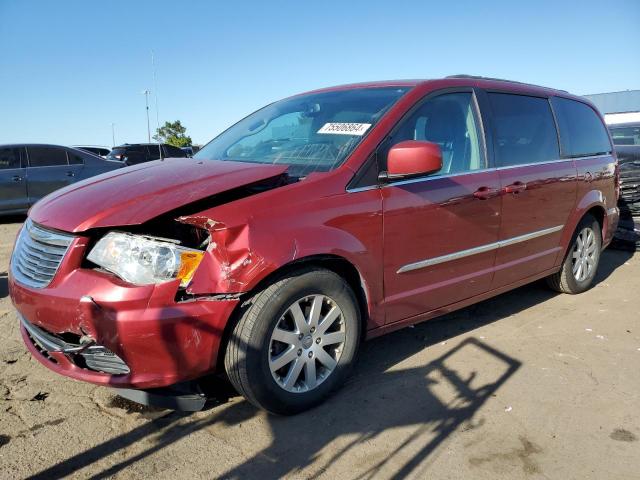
<box><xmin>243</xmin><ymin>269</ymin><xmax>360</xmax><ymax>414</ymax></box>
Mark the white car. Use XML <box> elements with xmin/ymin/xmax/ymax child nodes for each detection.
<box><xmin>73</xmin><ymin>145</ymin><xmax>111</xmax><ymax>158</ymax></box>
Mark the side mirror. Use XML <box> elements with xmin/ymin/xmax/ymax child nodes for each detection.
<box><xmin>386</xmin><ymin>140</ymin><xmax>443</xmax><ymax>179</ymax></box>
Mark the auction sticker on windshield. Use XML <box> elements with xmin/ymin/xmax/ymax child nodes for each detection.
<box><xmin>317</xmin><ymin>123</ymin><xmax>372</xmax><ymax>136</ymax></box>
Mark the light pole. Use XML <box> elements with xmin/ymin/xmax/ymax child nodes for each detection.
<box><xmin>143</xmin><ymin>90</ymin><xmax>151</xmax><ymax>142</ymax></box>
<box><xmin>111</xmin><ymin>123</ymin><xmax>116</xmax><ymax>147</ymax></box>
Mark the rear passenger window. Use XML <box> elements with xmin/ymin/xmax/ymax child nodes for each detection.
<box><xmin>28</xmin><ymin>147</ymin><xmax>69</xmax><ymax>167</ymax></box>
<box><xmin>0</xmin><ymin>147</ymin><xmax>22</xmax><ymax>169</ymax></box>
<box><xmin>551</xmin><ymin>97</ymin><xmax>612</xmax><ymax>157</ymax></box>
<box><xmin>488</xmin><ymin>93</ymin><xmax>559</xmax><ymax>167</ymax></box>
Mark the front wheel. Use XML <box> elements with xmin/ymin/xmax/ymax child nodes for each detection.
<box><xmin>546</xmin><ymin>214</ymin><xmax>602</xmax><ymax>294</ymax></box>
<box><xmin>224</xmin><ymin>267</ymin><xmax>361</xmax><ymax>415</ymax></box>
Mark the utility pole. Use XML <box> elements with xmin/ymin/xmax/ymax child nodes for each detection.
<box><xmin>143</xmin><ymin>90</ymin><xmax>151</xmax><ymax>143</ymax></box>
<box><xmin>111</xmin><ymin>123</ymin><xmax>116</xmax><ymax>147</ymax></box>
<box><xmin>151</xmin><ymin>51</ymin><xmax>162</xmax><ymax>159</ymax></box>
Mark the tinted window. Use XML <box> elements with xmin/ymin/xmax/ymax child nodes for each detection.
<box><xmin>551</xmin><ymin>97</ymin><xmax>612</xmax><ymax>157</ymax></box>
<box><xmin>28</xmin><ymin>147</ymin><xmax>68</xmax><ymax>167</ymax></box>
<box><xmin>385</xmin><ymin>92</ymin><xmax>484</xmax><ymax>175</ymax></box>
<box><xmin>488</xmin><ymin>93</ymin><xmax>559</xmax><ymax>167</ymax></box>
<box><xmin>0</xmin><ymin>147</ymin><xmax>23</xmax><ymax>170</ymax></box>
<box><xmin>68</xmin><ymin>151</ymin><xmax>84</xmax><ymax>164</ymax></box>
<box><xmin>609</xmin><ymin>125</ymin><xmax>640</xmax><ymax>146</ymax></box>
<box><xmin>147</xmin><ymin>145</ymin><xmax>162</xmax><ymax>160</ymax></box>
<box><xmin>165</xmin><ymin>145</ymin><xmax>186</xmax><ymax>157</ymax></box>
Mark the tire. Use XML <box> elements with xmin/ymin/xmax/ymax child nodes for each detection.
<box><xmin>546</xmin><ymin>214</ymin><xmax>602</xmax><ymax>294</ymax></box>
<box><xmin>224</xmin><ymin>267</ymin><xmax>361</xmax><ymax>415</ymax></box>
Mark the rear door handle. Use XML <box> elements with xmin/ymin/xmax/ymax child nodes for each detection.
<box><xmin>503</xmin><ymin>181</ymin><xmax>527</xmax><ymax>194</ymax></box>
<box><xmin>66</xmin><ymin>171</ymin><xmax>75</xmax><ymax>177</ymax></box>
<box><xmin>12</xmin><ymin>175</ymin><xmax>22</xmax><ymax>182</ymax></box>
<box><xmin>473</xmin><ymin>186</ymin><xmax>500</xmax><ymax>200</ymax></box>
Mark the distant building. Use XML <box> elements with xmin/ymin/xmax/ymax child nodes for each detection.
<box><xmin>584</xmin><ymin>90</ymin><xmax>640</xmax><ymax>125</ymax></box>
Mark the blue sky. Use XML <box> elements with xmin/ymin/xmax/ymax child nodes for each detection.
<box><xmin>0</xmin><ymin>0</ymin><xmax>638</xmax><ymax>147</ymax></box>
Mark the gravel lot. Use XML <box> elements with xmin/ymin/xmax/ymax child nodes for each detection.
<box><xmin>1</xmin><ymin>217</ymin><xmax>639</xmax><ymax>479</ymax></box>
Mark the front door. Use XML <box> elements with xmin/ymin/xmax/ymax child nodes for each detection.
<box><xmin>484</xmin><ymin>92</ymin><xmax>577</xmax><ymax>288</ymax></box>
<box><xmin>0</xmin><ymin>146</ymin><xmax>28</xmax><ymax>213</ymax></box>
<box><xmin>382</xmin><ymin>91</ymin><xmax>501</xmax><ymax>324</ymax></box>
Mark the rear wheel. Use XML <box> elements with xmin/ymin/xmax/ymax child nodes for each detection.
<box><xmin>546</xmin><ymin>214</ymin><xmax>602</xmax><ymax>294</ymax></box>
<box><xmin>224</xmin><ymin>267</ymin><xmax>360</xmax><ymax>415</ymax></box>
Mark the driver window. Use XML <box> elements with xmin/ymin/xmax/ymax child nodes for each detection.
<box><xmin>385</xmin><ymin>92</ymin><xmax>484</xmax><ymax>175</ymax></box>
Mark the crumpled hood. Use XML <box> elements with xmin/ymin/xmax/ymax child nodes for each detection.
<box><xmin>29</xmin><ymin>158</ymin><xmax>288</xmax><ymax>233</ymax></box>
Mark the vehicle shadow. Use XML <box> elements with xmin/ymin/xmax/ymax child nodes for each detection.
<box><xmin>29</xmin><ymin>334</ymin><xmax>521</xmax><ymax>480</ymax></box>
<box><xmin>26</xmin><ymin>249</ymin><xmax>631</xmax><ymax>479</ymax></box>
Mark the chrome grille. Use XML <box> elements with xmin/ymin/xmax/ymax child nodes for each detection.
<box><xmin>11</xmin><ymin>219</ymin><xmax>74</xmax><ymax>288</ymax></box>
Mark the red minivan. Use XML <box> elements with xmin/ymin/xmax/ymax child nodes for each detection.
<box><xmin>9</xmin><ymin>76</ymin><xmax>619</xmax><ymax>414</ymax></box>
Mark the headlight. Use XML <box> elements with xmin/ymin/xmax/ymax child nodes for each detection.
<box><xmin>87</xmin><ymin>232</ymin><xmax>204</xmax><ymax>287</ymax></box>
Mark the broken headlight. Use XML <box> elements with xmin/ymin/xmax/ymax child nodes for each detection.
<box><xmin>87</xmin><ymin>232</ymin><xmax>204</xmax><ymax>287</ymax></box>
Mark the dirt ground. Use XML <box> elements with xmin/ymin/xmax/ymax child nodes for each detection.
<box><xmin>0</xmin><ymin>217</ymin><xmax>639</xmax><ymax>480</ymax></box>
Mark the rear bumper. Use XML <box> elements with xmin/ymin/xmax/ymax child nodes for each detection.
<box><xmin>11</xmin><ymin>268</ymin><xmax>239</xmax><ymax>389</ymax></box>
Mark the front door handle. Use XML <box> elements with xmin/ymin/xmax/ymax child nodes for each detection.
<box><xmin>473</xmin><ymin>186</ymin><xmax>500</xmax><ymax>200</ymax></box>
<box><xmin>503</xmin><ymin>181</ymin><xmax>527</xmax><ymax>194</ymax></box>
<box><xmin>12</xmin><ymin>175</ymin><xmax>22</xmax><ymax>182</ymax></box>
<box><xmin>66</xmin><ymin>171</ymin><xmax>75</xmax><ymax>177</ymax></box>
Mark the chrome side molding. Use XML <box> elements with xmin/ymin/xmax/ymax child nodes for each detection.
<box><xmin>397</xmin><ymin>225</ymin><xmax>564</xmax><ymax>274</ymax></box>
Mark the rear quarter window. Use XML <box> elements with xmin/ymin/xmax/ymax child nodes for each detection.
<box><xmin>488</xmin><ymin>93</ymin><xmax>559</xmax><ymax>167</ymax></box>
<box><xmin>551</xmin><ymin>97</ymin><xmax>612</xmax><ymax>157</ymax></box>
<box><xmin>67</xmin><ymin>151</ymin><xmax>85</xmax><ymax>164</ymax></box>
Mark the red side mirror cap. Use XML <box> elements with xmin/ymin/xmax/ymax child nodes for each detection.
<box><xmin>387</xmin><ymin>140</ymin><xmax>443</xmax><ymax>178</ymax></box>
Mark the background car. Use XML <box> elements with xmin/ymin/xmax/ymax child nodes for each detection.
<box><xmin>0</xmin><ymin>143</ymin><xmax>123</xmax><ymax>216</ymax></box>
<box><xmin>609</xmin><ymin>122</ymin><xmax>640</xmax><ymax>250</ymax></box>
<box><xmin>180</xmin><ymin>145</ymin><xmax>201</xmax><ymax>157</ymax></box>
<box><xmin>73</xmin><ymin>145</ymin><xmax>111</xmax><ymax>158</ymax></box>
<box><xmin>106</xmin><ymin>143</ymin><xmax>187</xmax><ymax>165</ymax></box>
<box><xmin>609</xmin><ymin>122</ymin><xmax>640</xmax><ymax>217</ymax></box>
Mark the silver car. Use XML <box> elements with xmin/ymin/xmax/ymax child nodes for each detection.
<box><xmin>0</xmin><ymin>144</ymin><xmax>123</xmax><ymax>216</ymax></box>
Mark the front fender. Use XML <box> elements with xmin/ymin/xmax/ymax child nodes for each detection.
<box><xmin>185</xmin><ymin>219</ymin><xmax>372</xmax><ymax>293</ymax></box>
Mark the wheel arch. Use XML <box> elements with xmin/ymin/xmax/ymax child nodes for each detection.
<box><xmin>215</xmin><ymin>254</ymin><xmax>372</xmax><ymax>373</ymax></box>
<box><xmin>556</xmin><ymin>200</ymin><xmax>607</xmax><ymax>267</ymax></box>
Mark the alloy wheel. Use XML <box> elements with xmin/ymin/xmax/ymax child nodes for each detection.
<box><xmin>572</xmin><ymin>227</ymin><xmax>597</xmax><ymax>282</ymax></box>
<box><xmin>268</xmin><ymin>295</ymin><xmax>346</xmax><ymax>393</ymax></box>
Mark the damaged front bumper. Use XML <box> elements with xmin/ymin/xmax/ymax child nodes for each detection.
<box><xmin>10</xmin><ymin>268</ymin><xmax>240</xmax><ymax>390</ymax></box>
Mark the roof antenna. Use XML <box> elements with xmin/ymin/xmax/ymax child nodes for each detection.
<box><xmin>151</xmin><ymin>50</ymin><xmax>162</xmax><ymax>160</ymax></box>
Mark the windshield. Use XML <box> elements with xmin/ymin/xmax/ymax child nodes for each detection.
<box><xmin>106</xmin><ymin>148</ymin><xmax>127</xmax><ymax>160</ymax></box>
<box><xmin>194</xmin><ymin>87</ymin><xmax>410</xmax><ymax>176</ymax></box>
<box><xmin>610</xmin><ymin>125</ymin><xmax>640</xmax><ymax>146</ymax></box>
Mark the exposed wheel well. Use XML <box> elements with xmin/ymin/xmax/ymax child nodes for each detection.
<box><xmin>585</xmin><ymin>206</ymin><xmax>605</xmax><ymax>236</ymax></box>
<box><xmin>215</xmin><ymin>255</ymin><xmax>370</xmax><ymax>373</ymax></box>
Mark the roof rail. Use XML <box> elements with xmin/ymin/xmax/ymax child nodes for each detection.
<box><xmin>446</xmin><ymin>74</ymin><xmax>567</xmax><ymax>93</ymax></box>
